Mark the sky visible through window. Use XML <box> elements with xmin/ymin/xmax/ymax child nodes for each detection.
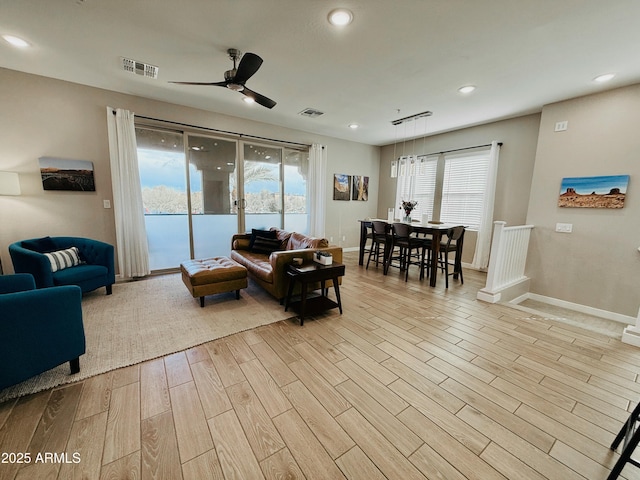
<box><xmin>137</xmin><ymin>148</ymin><xmax>305</xmax><ymax>195</ymax></box>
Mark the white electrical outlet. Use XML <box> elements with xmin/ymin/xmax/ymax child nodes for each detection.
<box><xmin>554</xmin><ymin>121</ymin><xmax>568</xmax><ymax>132</ymax></box>
<box><xmin>555</xmin><ymin>223</ymin><xmax>572</xmax><ymax>233</ymax></box>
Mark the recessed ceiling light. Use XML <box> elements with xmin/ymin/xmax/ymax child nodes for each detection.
<box><xmin>243</xmin><ymin>96</ymin><xmax>255</xmax><ymax>104</ymax></box>
<box><xmin>594</xmin><ymin>73</ymin><xmax>615</xmax><ymax>83</ymax></box>
<box><xmin>328</xmin><ymin>8</ymin><xmax>353</xmax><ymax>26</ymax></box>
<box><xmin>348</xmin><ymin>123</ymin><xmax>359</xmax><ymax>129</ymax></box>
<box><xmin>458</xmin><ymin>85</ymin><xmax>476</xmax><ymax>94</ymax></box>
<box><xmin>2</xmin><ymin>34</ymin><xmax>30</xmax><ymax>48</ymax></box>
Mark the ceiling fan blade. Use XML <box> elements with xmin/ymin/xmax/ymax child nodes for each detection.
<box><xmin>242</xmin><ymin>87</ymin><xmax>277</xmax><ymax>109</ymax></box>
<box><xmin>169</xmin><ymin>81</ymin><xmax>228</xmax><ymax>86</ymax></box>
<box><xmin>233</xmin><ymin>53</ymin><xmax>263</xmax><ymax>84</ymax></box>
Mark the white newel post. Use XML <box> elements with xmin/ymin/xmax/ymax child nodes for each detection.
<box><xmin>477</xmin><ymin>221</ymin><xmax>534</xmax><ymax>304</ymax></box>
<box><xmin>622</xmin><ymin>307</ymin><xmax>640</xmax><ymax>347</ymax></box>
<box><xmin>484</xmin><ymin>221</ymin><xmax>506</xmax><ymax>293</ymax></box>
<box><xmin>476</xmin><ymin>221</ymin><xmax>506</xmax><ymax>303</ymax></box>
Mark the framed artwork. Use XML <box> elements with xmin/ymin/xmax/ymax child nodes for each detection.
<box><xmin>333</xmin><ymin>173</ymin><xmax>351</xmax><ymax>201</ymax></box>
<box><xmin>352</xmin><ymin>175</ymin><xmax>369</xmax><ymax>201</ymax></box>
<box><xmin>558</xmin><ymin>174</ymin><xmax>629</xmax><ymax>208</ymax></box>
<box><xmin>39</xmin><ymin>157</ymin><xmax>96</xmax><ymax>192</ymax></box>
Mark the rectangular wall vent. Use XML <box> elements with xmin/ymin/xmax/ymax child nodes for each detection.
<box><xmin>298</xmin><ymin>108</ymin><xmax>324</xmax><ymax>118</ymax></box>
<box><xmin>121</xmin><ymin>57</ymin><xmax>159</xmax><ymax>79</ymax></box>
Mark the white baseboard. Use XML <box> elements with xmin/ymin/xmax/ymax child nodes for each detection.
<box><xmin>622</xmin><ymin>326</ymin><xmax>640</xmax><ymax>347</ymax></box>
<box><xmin>510</xmin><ymin>292</ymin><xmax>636</xmax><ymax>325</ymax></box>
<box><xmin>476</xmin><ymin>277</ymin><xmax>530</xmax><ymax>304</ymax></box>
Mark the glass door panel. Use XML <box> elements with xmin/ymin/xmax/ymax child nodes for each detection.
<box><xmin>243</xmin><ymin>143</ymin><xmax>282</xmax><ymax>231</ymax></box>
<box><xmin>283</xmin><ymin>148</ymin><xmax>309</xmax><ymax>233</ymax></box>
<box><xmin>187</xmin><ymin>134</ymin><xmax>238</xmax><ymax>258</ymax></box>
<box><xmin>136</xmin><ymin>128</ymin><xmax>190</xmax><ymax>271</ymax></box>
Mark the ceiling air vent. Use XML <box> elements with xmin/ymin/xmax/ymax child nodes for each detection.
<box><xmin>298</xmin><ymin>108</ymin><xmax>324</xmax><ymax>118</ymax></box>
<box><xmin>121</xmin><ymin>57</ymin><xmax>159</xmax><ymax>79</ymax></box>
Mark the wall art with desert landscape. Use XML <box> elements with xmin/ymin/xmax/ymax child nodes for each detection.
<box><xmin>39</xmin><ymin>157</ymin><xmax>96</xmax><ymax>191</ymax></box>
<box><xmin>333</xmin><ymin>173</ymin><xmax>351</xmax><ymax>201</ymax></box>
<box><xmin>558</xmin><ymin>174</ymin><xmax>629</xmax><ymax>208</ymax></box>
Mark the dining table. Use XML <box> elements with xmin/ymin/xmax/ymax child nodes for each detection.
<box><xmin>358</xmin><ymin>219</ymin><xmax>463</xmax><ymax>287</ymax></box>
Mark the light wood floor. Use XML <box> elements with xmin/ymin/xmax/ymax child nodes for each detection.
<box><xmin>2</xmin><ymin>251</ymin><xmax>640</xmax><ymax>480</ymax></box>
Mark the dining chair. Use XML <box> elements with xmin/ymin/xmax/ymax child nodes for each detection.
<box><xmin>388</xmin><ymin>223</ymin><xmax>430</xmax><ymax>281</ymax></box>
<box><xmin>439</xmin><ymin>226</ymin><xmax>465</xmax><ymax>288</ymax></box>
<box><xmin>366</xmin><ymin>221</ymin><xmax>390</xmax><ymax>272</ymax></box>
<box><xmin>363</xmin><ymin>222</ymin><xmax>374</xmax><ymax>258</ymax></box>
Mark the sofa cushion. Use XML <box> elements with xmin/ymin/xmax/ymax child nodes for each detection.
<box><xmin>45</xmin><ymin>247</ymin><xmax>82</xmax><ymax>272</ymax></box>
<box><xmin>249</xmin><ymin>229</ymin><xmax>277</xmax><ymax>250</ymax></box>
<box><xmin>287</xmin><ymin>232</ymin><xmax>329</xmax><ymax>250</ymax></box>
<box><xmin>22</xmin><ymin>236</ymin><xmax>57</xmax><ymax>253</ymax></box>
<box><xmin>53</xmin><ymin>264</ymin><xmax>108</xmax><ymax>286</ymax></box>
<box><xmin>230</xmin><ymin>250</ymin><xmax>274</xmax><ymax>283</ymax></box>
<box><xmin>270</xmin><ymin>228</ymin><xmax>292</xmax><ymax>250</ymax></box>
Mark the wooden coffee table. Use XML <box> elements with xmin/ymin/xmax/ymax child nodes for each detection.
<box><xmin>284</xmin><ymin>261</ymin><xmax>345</xmax><ymax>325</ymax></box>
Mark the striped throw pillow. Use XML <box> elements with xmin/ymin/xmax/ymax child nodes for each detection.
<box><xmin>251</xmin><ymin>236</ymin><xmax>282</xmax><ymax>254</ymax></box>
<box><xmin>45</xmin><ymin>247</ymin><xmax>82</xmax><ymax>272</ymax></box>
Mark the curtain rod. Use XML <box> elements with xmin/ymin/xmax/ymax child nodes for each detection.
<box><xmin>415</xmin><ymin>142</ymin><xmax>503</xmax><ymax>157</ymax></box>
<box><xmin>111</xmin><ymin>110</ymin><xmax>311</xmax><ymax>149</ymax></box>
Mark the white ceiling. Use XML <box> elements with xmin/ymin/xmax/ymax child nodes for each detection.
<box><xmin>2</xmin><ymin>0</ymin><xmax>640</xmax><ymax>146</ymax></box>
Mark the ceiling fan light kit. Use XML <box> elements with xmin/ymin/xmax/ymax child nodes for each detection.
<box><xmin>169</xmin><ymin>48</ymin><xmax>276</xmax><ymax>109</ymax></box>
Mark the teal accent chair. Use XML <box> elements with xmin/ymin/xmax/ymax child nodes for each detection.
<box><xmin>9</xmin><ymin>236</ymin><xmax>115</xmax><ymax>294</ymax></box>
<box><xmin>0</xmin><ymin>274</ymin><xmax>86</xmax><ymax>390</ymax></box>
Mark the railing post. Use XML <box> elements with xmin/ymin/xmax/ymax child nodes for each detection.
<box><xmin>484</xmin><ymin>221</ymin><xmax>506</xmax><ymax>292</ymax></box>
<box><xmin>477</xmin><ymin>221</ymin><xmax>533</xmax><ymax>304</ymax></box>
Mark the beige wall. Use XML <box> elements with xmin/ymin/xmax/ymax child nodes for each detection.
<box><xmin>377</xmin><ymin>114</ymin><xmax>541</xmax><ymax>263</ymax></box>
<box><xmin>0</xmin><ymin>68</ymin><xmax>379</xmax><ymax>273</ymax></box>
<box><xmin>526</xmin><ymin>84</ymin><xmax>640</xmax><ymax>317</ymax></box>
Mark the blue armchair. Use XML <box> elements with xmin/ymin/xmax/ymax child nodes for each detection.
<box><xmin>0</xmin><ymin>274</ymin><xmax>86</xmax><ymax>390</ymax></box>
<box><xmin>9</xmin><ymin>236</ymin><xmax>115</xmax><ymax>294</ymax></box>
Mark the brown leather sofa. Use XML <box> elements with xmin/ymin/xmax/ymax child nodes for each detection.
<box><xmin>230</xmin><ymin>228</ymin><xmax>343</xmax><ymax>302</ymax></box>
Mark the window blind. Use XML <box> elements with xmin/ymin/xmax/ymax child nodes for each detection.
<box><xmin>394</xmin><ymin>155</ymin><xmax>437</xmax><ymax>221</ymax></box>
<box><xmin>394</xmin><ymin>147</ymin><xmax>491</xmax><ymax>229</ymax></box>
<box><xmin>440</xmin><ymin>151</ymin><xmax>489</xmax><ymax>229</ymax></box>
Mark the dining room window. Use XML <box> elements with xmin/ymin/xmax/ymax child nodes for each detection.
<box><xmin>440</xmin><ymin>151</ymin><xmax>489</xmax><ymax>229</ymax></box>
<box><xmin>395</xmin><ymin>155</ymin><xmax>437</xmax><ymax>222</ymax></box>
<box><xmin>395</xmin><ymin>147</ymin><xmax>491</xmax><ymax>229</ymax></box>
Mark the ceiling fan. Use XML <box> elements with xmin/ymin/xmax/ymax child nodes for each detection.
<box><xmin>170</xmin><ymin>48</ymin><xmax>277</xmax><ymax>109</ymax></box>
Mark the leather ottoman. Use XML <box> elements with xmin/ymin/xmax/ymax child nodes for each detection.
<box><xmin>180</xmin><ymin>257</ymin><xmax>248</xmax><ymax>307</ymax></box>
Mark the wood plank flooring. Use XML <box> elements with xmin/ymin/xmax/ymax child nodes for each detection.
<box><xmin>2</xmin><ymin>251</ymin><xmax>640</xmax><ymax>479</ymax></box>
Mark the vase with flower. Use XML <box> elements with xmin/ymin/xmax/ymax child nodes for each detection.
<box><xmin>401</xmin><ymin>200</ymin><xmax>417</xmax><ymax>222</ymax></box>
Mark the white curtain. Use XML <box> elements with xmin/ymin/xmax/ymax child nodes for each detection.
<box><xmin>308</xmin><ymin>144</ymin><xmax>327</xmax><ymax>238</ymax></box>
<box><xmin>106</xmin><ymin>107</ymin><xmax>150</xmax><ymax>278</ymax></box>
<box><xmin>471</xmin><ymin>141</ymin><xmax>501</xmax><ymax>270</ymax></box>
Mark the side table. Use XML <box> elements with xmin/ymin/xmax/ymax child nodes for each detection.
<box><xmin>284</xmin><ymin>261</ymin><xmax>345</xmax><ymax>326</ymax></box>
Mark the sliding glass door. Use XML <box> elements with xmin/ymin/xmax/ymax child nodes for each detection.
<box><xmin>136</xmin><ymin>128</ymin><xmax>190</xmax><ymax>271</ymax></box>
<box><xmin>242</xmin><ymin>142</ymin><xmax>282</xmax><ymax>231</ymax></box>
<box><xmin>187</xmin><ymin>134</ymin><xmax>238</xmax><ymax>259</ymax></box>
<box><xmin>283</xmin><ymin>148</ymin><xmax>308</xmax><ymax>232</ymax></box>
<box><xmin>136</xmin><ymin>126</ymin><xmax>309</xmax><ymax>272</ymax></box>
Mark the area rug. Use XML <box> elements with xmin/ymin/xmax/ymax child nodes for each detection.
<box><xmin>0</xmin><ymin>274</ymin><xmax>293</xmax><ymax>403</ymax></box>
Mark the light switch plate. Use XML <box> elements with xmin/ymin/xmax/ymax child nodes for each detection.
<box><xmin>555</xmin><ymin>121</ymin><xmax>568</xmax><ymax>132</ymax></box>
<box><xmin>103</xmin><ymin>199</ymin><xmax>111</xmax><ymax>209</ymax></box>
<box><xmin>555</xmin><ymin>222</ymin><xmax>572</xmax><ymax>233</ymax></box>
